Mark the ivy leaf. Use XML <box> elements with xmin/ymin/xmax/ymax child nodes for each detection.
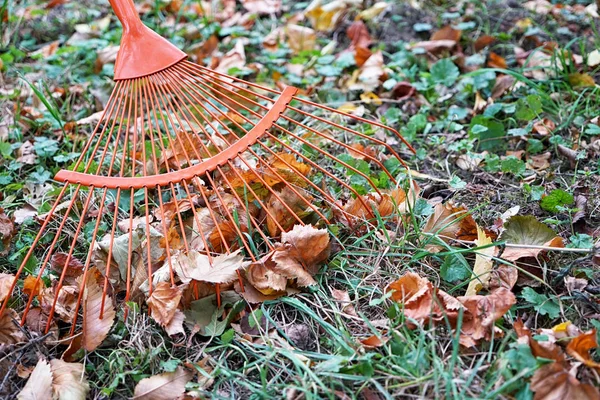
<box><xmin>440</xmin><ymin>253</ymin><xmax>471</xmax><ymax>283</ymax></box>
<box><xmin>521</xmin><ymin>287</ymin><xmax>561</xmax><ymax>319</ymax></box>
<box><xmin>430</xmin><ymin>59</ymin><xmax>460</xmax><ymax>86</ymax></box>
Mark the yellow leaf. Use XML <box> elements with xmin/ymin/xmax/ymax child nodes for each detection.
<box><xmin>360</xmin><ymin>92</ymin><xmax>382</xmax><ymax>105</ymax></box>
<box><xmin>305</xmin><ymin>0</ymin><xmax>347</xmax><ymax>32</ymax></box>
<box><xmin>357</xmin><ymin>2</ymin><xmax>388</xmax><ymax>20</ymax></box>
<box><xmin>465</xmin><ymin>226</ymin><xmax>495</xmax><ymax>296</ymax></box>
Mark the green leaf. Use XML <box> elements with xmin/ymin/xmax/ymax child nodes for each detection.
<box><xmin>469</xmin><ymin>116</ymin><xmax>505</xmax><ymax>151</ymax></box>
<box><xmin>521</xmin><ymin>287</ymin><xmax>561</xmax><ymax>319</ymax></box>
<box><xmin>501</xmin><ymin>156</ymin><xmax>526</xmax><ymax>176</ymax></box>
<box><xmin>430</xmin><ymin>59</ymin><xmax>460</xmax><ymax>86</ymax></box>
<box><xmin>515</xmin><ymin>95</ymin><xmax>542</xmax><ymax>121</ymax></box>
<box><xmin>440</xmin><ymin>253</ymin><xmax>471</xmax><ymax>283</ymax></box>
<box><xmin>0</xmin><ymin>142</ymin><xmax>11</xmax><ymax>157</ymax></box>
<box><xmin>540</xmin><ymin>189</ymin><xmax>574</xmax><ymax>213</ymax></box>
<box><xmin>567</xmin><ymin>233</ymin><xmax>593</xmax><ymax>249</ymax></box>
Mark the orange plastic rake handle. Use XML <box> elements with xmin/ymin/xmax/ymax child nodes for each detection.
<box><xmin>54</xmin><ymin>86</ymin><xmax>299</xmax><ymax>188</ymax></box>
<box><xmin>109</xmin><ymin>0</ymin><xmax>187</xmax><ymax>80</ymax></box>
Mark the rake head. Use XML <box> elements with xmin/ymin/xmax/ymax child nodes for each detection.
<box><xmin>1</xmin><ymin>0</ymin><xmax>414</xmax><ymax>340</ymax></box>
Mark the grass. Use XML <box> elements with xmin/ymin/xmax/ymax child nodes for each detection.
<box><xmin>2</xmin><ymin>0</ymin><xmax>600</xmax><ymax>398</ymax></box>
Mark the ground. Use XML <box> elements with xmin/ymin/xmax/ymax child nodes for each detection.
<box><xmin>1</xmin><ymin>0</ymin><xmax>600</xmax><ymax>399</ymax></box>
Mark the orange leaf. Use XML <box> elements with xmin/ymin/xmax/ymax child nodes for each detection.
<box><xmin>147</xmin><ymin>282</ymin><xmax>182</xmax><ymax>327</ymax></box>
<box><xmin>23</xmin><ymin>276</ymin><xmax>44</xmax><ymax>298</ymax></box>
<box><xmin>566</xmin><ymin>330</ymin><xmax>600</xmax><ymax>371</ymax></box>
<box><xmin>487</xmin><ymin>52</ymin><xmax>507</xmax><ymax>69</ymax></box>
<box><xmin>474</xmin><ymin>35</ymin><xmax>495</xmax><ymax>52</ymax></box>
<box><xmin>360</xmin><ymin>333</ymin><xmax>388</xmax><ymax>349</ymax></box>
<box><xmin>431</xmin><ymin>26</ymin><xmax>461</xmax><ymax>42</ymax></box>
<box><xmin>530</xmin><ymin>362</ymin><xmax>600</xmax><ymax>400</ymax></box>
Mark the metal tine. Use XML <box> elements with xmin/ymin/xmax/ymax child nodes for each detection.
<box><xmin>6</xmin><ymin>80</ymin><xmax>131</xmax><ymax>321</ymax></box>
<box><xmin>167</xmin><ymin>70</ymin><xmax>356</xmax><ymax>224</ymax></box>
<box><xmin>148</xmin><ymin>74</ymin><xmax>247</xmax><ymax>257</ymax></box>
<box><xmin>160</xmin><ymin>68</ymin><xmax>332</xmax><ymax>225</ymax></box>
<box><xmin>153</xmin><ymin>71</ymin><xmax>280</xmax><ymax>251</ymax></box>
<box><xmin>71</xmin><ymin>81</ymin><xmax>126</xmax><ymax>174</ymax></box>
<box><xmin>183</xmin><ymin>68</ymin><xmax>398</xmax><ymax>178</ymax></box>
<box><xmin>158</xmin><ymin>71</ymin><xmax>326</xmax><ymax>231</ymax></box>
<box><xmin>42</xmin><ymin>186</ymin><xmax>96</xmax><ymax>332</ymax></box>
<box><xmin>168</xmin><ymin>73</ymin><xmax>375</xmax><ymax>221</ymax></box>
<box><xmin>181</xmin><ymin>61</ymin><xmax>406</xmax><ymax>162</ymax></box>
<box><xmin>183</xmin><ymin>61</ymin><xmax>415</xmax><ymax>154</ymax></box>
<box><xmin>68</xmin><ymin>186</ymin><xmax>110</xmax><ymax>337</ymax></box>
<box><xmin>175</xmin><ymin>71</ymin><xmax>386</xmax><ymax>197</ymax></box>
<box><xmin>153</xmin><ymin>80</ymin><xmax>277</xmax><ymax>249</ymax></box>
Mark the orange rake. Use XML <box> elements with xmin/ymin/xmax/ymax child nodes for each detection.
<box><xmin>1</xmin><ymin>0</ymin><xmax>414</xmax><ymax>337</ymax></box>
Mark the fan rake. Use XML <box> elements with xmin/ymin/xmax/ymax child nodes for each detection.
<box><xmin>1</xmin><ymin>0</ymin><xmax>414</xmax><ymax>338</ymax></box>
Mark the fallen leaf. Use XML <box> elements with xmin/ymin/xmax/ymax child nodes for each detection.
<box><xmin>246</xmin><ymin>256</ymin><xmax>288</xmax><ymax>295</ymax></box>
<box><xmin>566</xmin><ymin>330</ymin><xmax>600</xmax><ymax>371</ymax></box>
<box><xmin>0</xmin><ymin>308</ymin><xmax>25</xmax><ymax>344</ymax></box>
<box><xmin>331</xmin><ymin>288</ymin><xmax>357</xmax><ymax>317</ymax></box>
<box><xmin>532</xmin><ymin>118</ymin><xmax>556</xmax><ymax>135</ymax></box>
<box><xmin>0</xmin><ymin>273</ymin><xmax>14</xmax><ymax>302</ymax></box>
<box><xmin>23</xmin><ymin>276</ymin><xmax>44</xmax><ymax>299</ymax></box>
<box><xmin>499</xmin><ymin>216</ymin><xmax>564</xmax><ymax>261</ymax></box>
<box><xmin>147</xmin><ymin>282</ymin><xmax>182</xmax><ymax>327</ymax></box>
<box><xmin>422</xmin><ymin>202</ymin><xmax>478</xmax><ymax>252</ymax></box>
<box><xmin>215</xmin><ymin>40</ymin><xmax>246</xmax><ymax>75</ymax></box>
<box><xmin>271</xmin><ymin>225</ymin><xmax>330</xmax><ymax>287</ymax></box>
<box><xmin>13</xmin><ymin>205</ymin><xmax>37</xmax><ymax>224</ymax></box>
<box><xmin>174</xmin><ymin>250</ymin><xmax>246</xmax><ymax>284</ymax></box>
<box><xmin>587</xmin><ymin>49</ymin><xmax>600</xmax><ymax>67</ymax></box>
<box><xmin>133</xmin><ymin>367</ymin><xmax>193</xmax><ymax>400</ymax></box>
<box><xmin>431</xmin><ymin>25</ymin><xmax>461</xmax><ymax>42</ymax></box>
<box><xmin>305</xmin><ymin>0</ymin><xmax>348</xmax><ymax>32</ymax></box>
<box><xmin>0</xmin><ymin>210</ymin><xmax>15</xmax><ymax>255</ymax></box>
<box><xmin>50</xmin><ymin>253</ymin><xmax>85</xmax><ymax>279</ymax></box>
<box><xmin>82</xmin><ymin>269</ymin><xmax>115</xmax><ymax>351</ymax></box>
<box><xmin>50</xmin><ymin>359</ymin><xmax>90</xmax><ymax>400</ymax></box>
<box><xmin>164</xmin><ymin>310</ymin><xmax>185</xmax><ymax>337</ymax></box>
<box><xmin>568</xmin><ymin>72</ymin><xmax>596</xmax><ymax>88</ymax></box>
<box><xmin>465</xmin><ymin>227</ymin><xmax>495</xmax><ymax>296</ymax></box>
<box><xmin>487</xmin><ymin>52</ymin><xmax>507</xmax><ymax>69</ymax></box>
<box><xmin>474</xmin><ymin>35</ymin><xmax>495</xmax><ymax>52</ymax></box>
<box><xmin>347</xmin><ymin>20</ymin><xmax>372</xmax><ymax>48</ymax></box>
<box><xmin>523</xmin><ymin>0</ymin><xmax>553</xmax><ymax>14</ymax></box>
<box><xmin>530</xmin><ymin>362</ymin><xmax>600</xmax><ymax>400</ymax></box>
<box><xmin>16</xmin><ymin>141</ymin><xmax>37</xmax><ymax>164</ymax></box>
<box><xmin>457</xmin><ymin>288</ymin><xmax>516</xmax><ymax>347</ymax></box>
<box><xmin>285</xmin><ymin>24</ymin><xmax>317</xmax><ymax>54</ymax></box>
<box><xmin>357</xmin><ymin>2</ymin><xmax>388</xmax><ymax>20</ymax></box>
<box><xmin>491</xmin><ymin>74</ymin><xmax>516</xmax><ymax>99</ymax></box>
<box><xmin>240</xmin><ymin>0</ymin><xmax>281</xmax><ymax>15</ymax></box>
<box><xmin>360</xmin><ymin>333</ymin><xmax>388</xmax><ymax>349</ymax></box>
<box><xmin>347</xmin><ymin>51</ymin><xmax>385</xmax><ymax>92</ymax></box>
<box><xmin>17</xmin><ymin>359</ymin><xmax>53</xmax><ymax>400</ymax></box>
<box><xmin>528</xmin><ymin>152</ymin><xmax>551</xmax><ymax>171</ymax></box>
<box><xmin>409</xmin><ymin>39</ymin><xmax>457</xmax><ymax>53</ymax></box>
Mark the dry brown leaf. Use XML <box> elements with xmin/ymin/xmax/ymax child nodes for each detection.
<box><xmin>465</xmin><ymin>227</ymin><xmax>495</xmax><ymax>296</ymax></box>
<box><xmin>133</xmin><ymin>366</ymin><xmax>193</xmax><ymax>400</ymax></box>
<box><xmin>499</xmin><ymin>216</ymin><xmax>563</xmax><ymax>261</ymax></box>
<box><xmin>147</xmin><ymin>282</ymin><xmax>182</xmax><ymax>327</ymax></box>
<box><xmin>50</xmin><ymin>359</ymin><xmax>90</xmax><ymax>400</ymax></box>
<box><xmin>347</xmin><ymin>20</ymin><xmax>372</xmax><ymax>49</ymax></box>
<box><xmin>348</xmin><ymin>51</ymin><xmax>385</xmax><ymax>92</ymax></box>
<box><xmin>271</xmin><ymin>225</ymin><xmax>330</xmax><ymax>287</ymax></box>
<box><xmin>474</xmin><ymin>35</ymin><xmax>495</xmax><ymax>52</ymax></box>
<box><xmin>527</xmin><ymin>152</ymin><xmax>551</xmax><ymax>171</ymax></box>
<box><xmin>410</xmin><ymin>39</ymin><xmax>456</xmax><ymax>52</ymax></box>
<box><xmin>457</xmin><ymin>288</ymin><xmax>516</xmax><ymax>347</ymax></box>
<box><xmin>533</xmin><ymin>118</ymin><xmax>556</xmax><ymax>135</ymax></box>
<box><xmin>24</xmin><ymin>308</ymin><xmax>58</xmax><ymax>341</ymax></box>
<box><xmin>530</xmin><ymin>362</ymin><xmax>600</xmax><ymax>400</ymax></box>
<box><xmin>265</xmin><ymin>187</ymin><xmax>315</xmax><ymax>237</ymax></box>
<box><xmin>82</xmin><ymin>269</ymin><xmax>115</xmax><ymax>351</ymax></box>
<box><xmin>422</xmin><ymin>202</ymin><xmax>478</xmax><ymax>252</ymax></box>
<box><xmin>241</xmin><ymin>0</ymin><xmax>281</xmax><ymax>14</ymax></box>
<box><xmin>164</xmin><ymin>310</ymin><xmax>185</xmax><ymax>337</ymax></box>
<box><xmin>23</xmin><ymin>275</ymin><xmax>44</xmax><ymax>299</ymax></box>
<box><xmin>39</xmin><ymin>285</ymin><xmax>78</xmax><ymax>322</ymax></box>
<box><xmin>50</xmin><ymin>253</ymin><xmax>85</xmax><ymax>279</ymax></box>
<box><xmin>491</xmin><ymin>74</ymin><xmax>516</xmax><ymax>99</ymax></box>
<box><xmin>215</xmin><ymin>40</ymin><xmax>246</xmax><ymax>75</ymax></box>
<box><xmin>331</xmin><ymin>288</ymin><xmax>357</xmax><ymax>317</ymax></box>
<box><xmin>285</xmin><ymin>24</ymin><xmax>317</xmax><ymax>54</ymax></box>
<box><xmin>0</xmin><ymin>309</ymin><xmax>25</xmax><ymax>344</ymax></box>
<box><xmin>566</xmin><ymin>330</ymin><xmax>600</xmax><ymax>371</ymax></box>
<box><xmin>246</xmin><ymin>256</ymin><xmax>288</xmax><ymax>295</ymax></box>
<box><xmin>431</xmin><ymin>25</ymin><xmax>461</xmax><ymax>42</ymax></box>
<box><xmin>17</xmin><ymin>359</ymin><xmax>53</xmax><ymax>400</ymax></box>
<box><xmin>0</xmin><ymin>273</ymin><xmax>14</xmax><ymax>302</ymax></box>
<box><xmin>174</xmin><ymin>250</ymin><xmax>246</xmax><ymax>284</ymax></box>
<box><xmin>0</xmin><ymin>210</ymin><xmax>15</xmax><ymax>255</ymax></box>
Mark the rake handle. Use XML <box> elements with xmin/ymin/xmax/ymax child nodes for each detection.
<box><xmin>109</xmin><ymin>0</ymin><xmax>143</xmax><ymax>32</ymax></box>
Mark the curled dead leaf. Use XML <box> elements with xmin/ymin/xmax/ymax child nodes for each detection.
<box><xmin>82</xmin><ymin>269</ymin><xmax>115</xmax><ymax>351</ymax></box>
<box><xmin>133</xmin><ymin>366</ymin><xmax>193</xmax><ymax>400</ymax></box>
<box><xmin>147</xmin><ymin>282</ymin><xmax>183</xmax><ymax>328</ymax></box>
<box><xmin>499</xmin><ymin>216</ymin><xmax>563</xmax><ymax>261</ymax></box>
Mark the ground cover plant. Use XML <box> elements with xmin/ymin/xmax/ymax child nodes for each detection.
<box><xmin>1</xmin><ymin>0</ymin><xmax>600</xmax><ymax>398</ymax></box>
